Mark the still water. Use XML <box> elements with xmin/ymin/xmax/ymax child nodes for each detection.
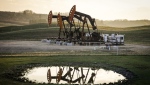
<box><xmin>21</xmin><ymin>66</ymin><xmax>126</xmax><ymax>84</ymax></box>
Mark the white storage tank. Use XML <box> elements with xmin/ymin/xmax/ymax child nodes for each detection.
<box><xmin>103</xmin><ymin>34</ymin><xmax>109</xmax><ymax>42</ymax></box>
<box><xmin>115</xmin><ymin>35</ymin><xmax>124</xmax><ymax>44</ymax></box>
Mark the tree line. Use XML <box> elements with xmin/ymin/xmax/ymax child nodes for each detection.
<box><xmin>0</xmin><ymin>10</ymin><xmax>150</xmax><ymax>27</ymax></box>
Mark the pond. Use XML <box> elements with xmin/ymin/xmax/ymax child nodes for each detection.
<box><xmin>21</xmin><ymin>66</ymin><xmax>126</xmax><ymax>84</ymax></box>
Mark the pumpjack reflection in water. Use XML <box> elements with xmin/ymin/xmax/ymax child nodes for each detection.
<box><xmin>21</xmin><ymin>66</ymin><xmax>126</xmax><ymax>84</ymax></box>
<box><xmin>47</xmin><ymin>66</ymin><xmax>97</xmax><ymax>84</ymax></box>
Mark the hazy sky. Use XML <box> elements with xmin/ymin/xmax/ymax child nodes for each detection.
<box><xmin>0</xmin><ymin>0</ymin><xmax>150</xmax><ymax>20</ymax></box>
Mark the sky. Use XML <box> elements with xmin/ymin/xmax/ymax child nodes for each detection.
<box><xmin>0</xmin><ymin>0</ymin><xmax>150</xmax><ymax>20</ymax></box>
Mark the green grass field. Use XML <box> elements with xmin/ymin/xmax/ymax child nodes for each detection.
<box><xmin>0</xmin><ymin>23</ymin><xmax>150</xmax><ymax>85</ymax></box>
<box><xmin>0</xmin><ymin>55</ymin><xmax>150</xmax><ymax>85</ymax></box>
<box><xmin>0</xmin><ymin>23</ymin><xmax>150</xmax><ymax>45</ymax></box>
<box><xmin>98</xmin><ymin>25</ymin><xmax>150</xmax><ymax>45</ymax></box>
<box><xmin>0</xmin><ymin>23</ymin><xmax>58</xmax><ymax>40</ymax></box>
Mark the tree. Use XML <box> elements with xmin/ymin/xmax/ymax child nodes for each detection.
<box><xmin>23</xmin><ymin>10</ymin><xmax>34</xmax><ymax>14</ymax></box>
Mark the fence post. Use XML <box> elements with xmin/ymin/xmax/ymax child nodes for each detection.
<box><xmin>117</xmin><ymin>46</ymin><xmax>118</xmax><ymax>55</ymax></box>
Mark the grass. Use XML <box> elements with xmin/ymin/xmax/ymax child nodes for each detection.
<box><xmin>0</xmin><ymin>23</ymin><xmax>49</xmax><ymax>33</ymax></box>
<box><xmin>0</xmin><ymin>23</ymin><xmax>150</xmax><ymax>45</ymax></box>
<box><xmin>0</xmin><ymin>23</ymin><xmax>150</xmax><ymax>85</ymax></box>
<box><xmin>98</xmin><ymin>25</ymin><xmax>150</xmax><ymax>45</ymax></box>
<box><xmin>0</xmin><ymin>55</ymin><xmax>150</xmax><ymax>85</ymax></box>
<box><xmin>0</xmin><ymin>22</ymin><xmax>20</xmax><ymax>27</ymax></box>
<box><xmin>0</xmin><ymin>23</ymin><xmax>58</xmax><ymax>40</ymax></box>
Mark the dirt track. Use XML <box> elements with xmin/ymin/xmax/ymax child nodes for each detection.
<box><xmin>0</xmin><ymin>40</ymin><xmax>95</xmax><ymax>53</ymax></box>
<box><xmin>0</xmin><ymin>40</ymin><xmax>149</xmax><ymax>55</ymax></box>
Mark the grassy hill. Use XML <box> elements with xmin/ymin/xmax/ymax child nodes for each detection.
<box><xmin>0</xmin><ymin>23</ymin><xmax>150</xmax><ymax>45</ymax></box>
<box><xmin>101</xmin><ymin>20</ymin><xmax>150</xmax><ymax>27</ymax></box>
<box><xmin>0</xmin><ymin>23</ymin><xmax>57</xmax><ymax>40</ymax></box>
<box><xmin>0</xmin><ymin>11</ymin><xmax>150</xmax><ymax>27</ymax></box>
<box><xmin>98</xmin><ymin>25</ymin><xmax>150</xmax><ymax>45</ymax></box>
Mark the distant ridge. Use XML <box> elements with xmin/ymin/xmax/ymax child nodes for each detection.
<box><xmin>0</xmin><ymin>11</ymin><xmax>150</xmax><ymax>27</ymax></box>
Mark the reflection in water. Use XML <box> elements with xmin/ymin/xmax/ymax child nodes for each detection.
<box><xmin>21</xmin><ymin>66</ymin><xmax>126</xmax><ymax>84</ymax></box>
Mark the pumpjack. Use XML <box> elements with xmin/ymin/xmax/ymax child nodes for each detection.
<box><xmin>48</xmin><ymin>5</ymin><xmax>102</xmax><ymax>45</ymax></box>
<box><xmin>47</xmin><ymin>66</ymin><xmax>98</xmax><ymax>84</ymax></box>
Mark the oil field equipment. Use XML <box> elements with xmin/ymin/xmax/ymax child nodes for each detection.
<box><xmin>47</xmin><ymin>66</ymin><xmax>98</xmax><ymax>84</ymax></box>
<box><xmin>48</xmin><ymin>5</ymin><xmax>124</xmax><ymax>45</ymax></box>
<box><xmin>48</xmin><ymin>5</ymin><xmax>103</xmax><ymax>45</ymax></box>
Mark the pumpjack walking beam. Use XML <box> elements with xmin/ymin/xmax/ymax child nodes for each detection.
<box><xmin>69</xmin><ymin>5</ymin><xmax>100</xmax><ymax>42</ymax></box>
<box><xmin>74</xmin><ymin>11</ymin><xmax>97</xmax><ymax>30</ymax></box>
<box><xmin>48</xmin><ymin>5</ymin><xmax>100</xmax><ymax>42</ymax></box>
<box><xmin>68</xmin><ymin>5</ymin><xmax>97</xmax><ymax>31</ymax></box>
